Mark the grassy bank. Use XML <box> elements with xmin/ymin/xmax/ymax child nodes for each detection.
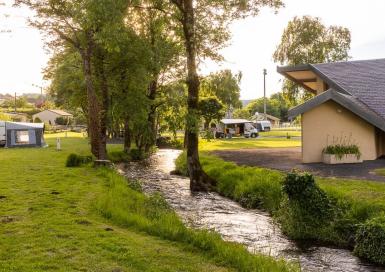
<box><xmin>175</xmin><ymin>152</ymin><xmax>385</xmax><ymax>263</ymax></box>
<box><xmin>0</xmin><ymin>135</ymin><xmax>296</xmax><ymax>271</ymax></box>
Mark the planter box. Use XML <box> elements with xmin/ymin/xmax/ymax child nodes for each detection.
<box><xmin>323</xmin><ymin>154</ymin><xmax>363</xmax><ymax>164</ymax></box>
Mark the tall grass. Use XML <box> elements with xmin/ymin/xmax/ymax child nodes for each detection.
<box><xmin>95</xmin><ymin>168</ymin><xmax>298</xmax><ymax>272</ymax></box>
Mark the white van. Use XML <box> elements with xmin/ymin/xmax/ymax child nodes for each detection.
<box><xmin>255</xmin><ymin>120</ymin><xmax>272</xmax><ymax>132</ymax></box>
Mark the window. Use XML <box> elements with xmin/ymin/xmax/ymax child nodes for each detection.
<box><xmin>15</xmin><ymin>130</ymin><xmax>29</xmax><ymax>144</ymax></box>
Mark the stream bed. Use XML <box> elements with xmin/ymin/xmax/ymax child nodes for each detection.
<box><xmin>119</xmin><ymin>149</ymin><xmax>384</xmax><ymax>272</ymax></box>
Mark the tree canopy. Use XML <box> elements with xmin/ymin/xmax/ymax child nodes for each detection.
<box><xmin>273</xmin><ymin>16</ymin><xmax>351</xmax><ymax>103</ymax></box>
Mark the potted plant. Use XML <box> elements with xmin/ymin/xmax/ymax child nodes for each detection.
<box><xmin>322</xmin><ymin>144</ymin><xmax>362</xmax><ymax>164</ymax></box>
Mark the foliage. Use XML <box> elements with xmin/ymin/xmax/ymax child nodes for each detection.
<box><xmin>55</xmin><ymin>116</ymin><xmax>72</xmax><ymax>126</ymax></box>
<box><xmin>65</xmin><ymin>153</ymin><xmax>92</xmax><ymax>167</ymax></box>
<box><xmin>323</xmin><ymin>144</ymin><xmax>361</xmax><ymax>160</ymax></box>
<box><xmin>129</xmin><ymin>148</ymin><xmax>146</xmax><ymax>161</ymax></box>
<box><xmin>33</xmin><ymin>117</ymin><xmax>42</xmax><ymax>123</ymax></box>
<box><xmin>0</xmin><ymin>112</ymin><xmax>12</xmax><ymax>121</ymax></box>
<box><xmin>354</xmin><ymin>217</ymin><xmax>385</xmax><ymax>265</ymax></box>
<box><xmin>198</xmin><ymin>97</ymin><xmax>225</xmax><ymax>138</ymax></box>
<box><xmin>108</xmin><ymin>150</ymin><xmax>130</xmax><ymax>163</ymax></box>
<box><xmin>277</xmin><ymin>172</ymin><xmax>336</xmax><ymax>240</ymax></box>
<box><xmin>200</xmin><ymin>70</ymin><xmax>242</xmax><ymax>111</ymax></box>
<box><xmin>273</xmin><ymin>16</ymin><xmax>351</xmax><ymax>103</ymax></box>
<box><xmin>234</xmin><ymin>92</ymin><xmax>291</xmax><ymax>121</ymax></box>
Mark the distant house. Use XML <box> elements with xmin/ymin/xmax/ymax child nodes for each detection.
<box><xmin>253</xmin><ymin>113</ymin><xmax>281</xmax><ymax>126</ymax></box>
<box><xmin>33</xmin><ymin>109</ymin><xmax>73</xmax><ymax>125</ymax></box>
<box><xmin>278</xmin><ymin>58</ymin><xmax>385</xmax><ymax>163</ymax></box>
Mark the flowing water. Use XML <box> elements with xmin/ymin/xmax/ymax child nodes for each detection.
<box><xmin>119</xmin><ymin>149</ymin><xmax>384</xmax><ymax>272</ymax></box>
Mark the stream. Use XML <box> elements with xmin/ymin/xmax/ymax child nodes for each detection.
<box><xmin>119</xmin><ymin>149</ymin><xmax>384</xmax><ymax>272</ymax></box>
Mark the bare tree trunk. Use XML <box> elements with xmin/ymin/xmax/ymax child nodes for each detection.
<box><xmin>182</xmin><ymin>0</ymin><xmax>215</xmax><ymax>191</ymax></box>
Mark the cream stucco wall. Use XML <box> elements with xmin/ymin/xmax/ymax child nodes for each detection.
<box><xmin>302</xmin><ymin>101</ymin><xmax>377</xmax><ymax>163</ymax></box>
<box><xmin>33</xmin><ymin>111</ymin><xmax>61</xmax><ymax>125</ymax></box>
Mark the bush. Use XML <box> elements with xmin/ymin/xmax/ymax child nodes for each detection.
<box><xmin>108</xmin><ymin>151</ymin><xmax>130</xmax><ymax>163</ymax></box>
<box><xmin>129</xmin><ymin>148</ymin><xmax>145</xmax><ymax>161</ymax></box>
<box><xmin>277</xmin><ymin>172</ymin><xmax>336</xmax><ymax>241</ymax></box>
<box><xmin>354</xmin><ymin>217</ymin><xmax>385</xmax><ymax>265</ymax></box>
<box><xmin>66</xmin><ymin>153</ymin><xmax>92</xmax><ymax>167</ymax></box>
<box><xmin>33</xmin><ymin>117</ymin><xmax>42</xmax><ymax>123</ymax></box>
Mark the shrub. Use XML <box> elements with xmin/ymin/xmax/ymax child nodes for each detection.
<box><xmin>66</xmin><ymin>153</ymin><xmax>92</xmax><ymax>167</ymax></box>
<box><xmin>323</xmin><ymin>144</ymin><xmax>361</xmax><ymax>160</ymax></box>
<box><xmin>33</xmin><ymin>117</ymin><xmax>42</xmax><ymax>123</ymax></box>
<box><xmin>108</xmin><ymin>151</ymin><xmax>130</xmax><ymax>163</ymax></box>
<box><xmin>354</xmin><ymin>217</ymin><xmax>385</xmax><ymax>265</ymax></box>
<box><xmin>277</xmin><ymin>172</ymin><xmax>336</xmax><ymax>241</ymax></box>
<box><xmin>129</xmin><ymin>148</ymin><xmax>145</xmax><ymax>161</ymax></box>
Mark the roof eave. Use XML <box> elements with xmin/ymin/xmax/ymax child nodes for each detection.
<box><xmin>288</xmin><ymin>90</ymin><xmax>385</xmax><ymax>133</ymax></box>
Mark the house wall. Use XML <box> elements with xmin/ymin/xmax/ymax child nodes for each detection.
<box><xmin>33</xmin><ymin>111</ymin><xmax>60</xmax><ymax>125</ymax></box>
<box><xmin>302</xmin><ymin>101</ymin><xmax>377</xmax><ymax>163</ymax></box>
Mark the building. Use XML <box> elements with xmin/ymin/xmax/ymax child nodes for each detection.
<box><xmin>33</xmin><ymin>109</ymin><xmax>73</xmax><ymax>125</ymax></box>
<box><xmin>2</xmin><ymin>112</ymin><xmax>29</xmax><ymax>122</ymax></box>
<box><xmin>278</xmin><ymin>58</ymin><xmax>385</xmax><ymax>163</ymax></box>
<box><xmin>253</xmin><ymin>113</ymin><xmax>281</xmax><ymax>126</ymax></box>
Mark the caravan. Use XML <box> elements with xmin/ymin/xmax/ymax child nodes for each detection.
<box><xmin>0</xmin><ymin>121</ymin><xmax>47</xmax><ymax>148</ymax></box>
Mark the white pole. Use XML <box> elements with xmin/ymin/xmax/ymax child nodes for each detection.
<box><xmin>56</xmin><ymin>138</ymin><xmax>61</xmax><ymax>151</ymax></box>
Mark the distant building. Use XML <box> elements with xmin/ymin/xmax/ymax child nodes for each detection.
<box><xmin>3</xmin><ymin>112</ymin><xmax>29</xmax><ymax>122</ymax></box>
<box><xmin>253</xmin><ymin>113</ymin><xmax>281</xmax><ymax>126</ymax></box>
<box><xmin>33</xmin><ymin>109</ymin><xmax>73</xmax><ymax>125</ymax></box>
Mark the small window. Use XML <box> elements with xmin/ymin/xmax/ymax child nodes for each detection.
<box><xmin>16</xmin><ymin>130</ymin><xmax>29</xmax><ymax>144</ymax></box>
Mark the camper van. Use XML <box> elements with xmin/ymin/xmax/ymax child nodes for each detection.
<box><xmin>0</xmin><ymin>121</ymin><xmax>46</xmax><ymax>148</ymax></box>
<box><xmin>255</xmin><ymin>120</ymin><xmax>272</xmax><ymax>132</ymax></box>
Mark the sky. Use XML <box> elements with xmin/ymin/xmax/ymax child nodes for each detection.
<box><xmin>0</xmin><ymin>0</ymin><xmax>385</xmax><ymax>99</ymax></box>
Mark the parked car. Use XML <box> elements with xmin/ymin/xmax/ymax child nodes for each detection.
<box><xmin>255</xmin><ymin>120</ymin><xmax>272</xmax><ymax>132</ymax></box>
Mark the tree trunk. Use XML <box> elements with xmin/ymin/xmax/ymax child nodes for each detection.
<box><xmin>182</xmin><ymin>0</ymin><xmax>216</xmax><ymax>191</ymax></box>
<box><xmin>145</xmin><ymin>78</ymin><xmax>158</xmax><ymax>153</ymax></box>
<box><xmin>124</xmin><ymin>117</ymin><xmax>131</xmax><ymax>153</ymax></box>
<box><xmin>95</xmin><ymin>51</ymin><xmax>109</xmax><ymax>160</ymax></box>
<box><xmin>80</xmin><ymin>35</ymin><xmax>103</xmax><ymax>159</ymax></box>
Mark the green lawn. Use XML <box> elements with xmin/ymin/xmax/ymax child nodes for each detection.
<box><xmin>199</xmin><ymin>137</ymin><xmax>301</xmax><ymax>151</ymax></box>
<box><xmin>260</xmin><ymin>130</ymin><xmax>301</xmax><ymax>137</ymax></box>
<box><xmin>0</xmin><ymin>135</ymin><xmax>295</xmax><ymax>271</ymax></box>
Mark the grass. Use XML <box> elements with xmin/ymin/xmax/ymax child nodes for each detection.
<box><xmin>374</xmin><ymin>168</ymin><xmax>385</xmax><ymax>177</ymax></box>
<box><xmin>0</xmin><ymin>135</ymin><xmax>296</xmax><ymax>271</ymax></box>
<box><xmin>259</xmin><ymin>130</ymin><xmax>301</xmax><ymax>137</ymax></box>
<box><xmin>199</xmin><ymin>137</ymin><xmax>301</xmax><ymax>151</ymax></box>
<box><xmin>175</xmin><ymin>152</ymin><xmax>385</xmax><ymax>248</ymax></box>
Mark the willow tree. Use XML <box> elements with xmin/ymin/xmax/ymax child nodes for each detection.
<box><xmin>161</xmin><ymin>0</ymin><xmax>283</xmax><ymax>191</ymax></box>
<box><xmin>273</xmin><ymin>16</ymin><xmax>351</xmax><ymax>103</ymax></box>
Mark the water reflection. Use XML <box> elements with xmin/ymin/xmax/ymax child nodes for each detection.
<box><xmin>119</xmin><ymin>149</ymin><xmax>384</xmax><ymax>272</ymax></box>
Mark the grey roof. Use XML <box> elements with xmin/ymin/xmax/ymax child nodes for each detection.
<box><xmin>288</xmin><ymin>89</ymin><xmax>385</xmax><ymax>132</ymax></box>
<box><xmin>279</xmin><ymin>58</ymin><xmax>385</xmax><ymax>132</ymax></box>
<box><xmin>312</xmin><ymin>59</ymin><xmax>385</xmax><ymax>119</ymax></box>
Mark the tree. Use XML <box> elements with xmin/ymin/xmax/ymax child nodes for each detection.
<box><xmin>165</xmin><ymin>0</ymin><xmax>283</xmax><ymax>191</ymax></box>
<box><xmin>201</xmin><ymin>70</ymin><xmax>242</xmax><ymax>112</ymax></box>
<box><xmin>233</xmin><ymin>92</ymin><xmax>290</xmax><ymax>121</ymax></box>
<box><xmin>198</xmin><ymin>96</ymin><xmax>224</xmax><ymax>140</ymax></box>
<box><xmin>16</xmin><ymin>0</ymin><xmax>131</xmax><ymax>160</ymax></box>
<box><xmin>273</xmin><ymin>16</ymin><xmax>351</xmax><ymax>103</ymax></box>
<box><xmin>198</xmin><ymin>97</ymin><xmax>224</xmax><ymax>129</ymax></box>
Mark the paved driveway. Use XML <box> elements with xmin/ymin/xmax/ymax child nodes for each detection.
<box><xmin>212</xmin><ymin>147</ymin><xmax>385</xmax><ymax>182</ymax></box>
